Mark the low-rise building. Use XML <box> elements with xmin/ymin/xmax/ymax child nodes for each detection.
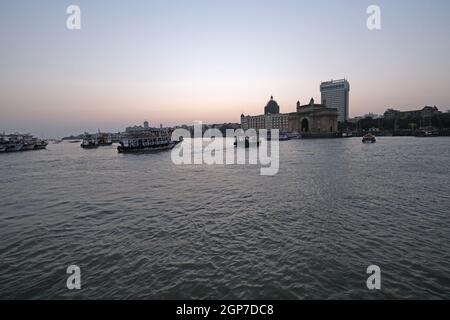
<box><xmin>241</xmin><ymin>96</ymin><xmax>289</xmax><ymax>132</ymax></box>
<box><xmin>384</xmin><ymin>106</ymin><xmax>441</xmax><ymax>120</ymax></box>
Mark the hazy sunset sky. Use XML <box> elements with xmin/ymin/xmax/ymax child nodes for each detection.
<box><xmin>1</xmin><ymin>0</ymin><xmax>450</xmax><ymax>136</ymax></box>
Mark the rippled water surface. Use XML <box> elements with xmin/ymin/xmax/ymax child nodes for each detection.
<box><xmin>1</xmin><ymin>137</ymin><xmax>450</xmax><ymax>299</ymax></box>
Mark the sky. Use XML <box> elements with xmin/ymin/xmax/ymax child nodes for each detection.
<box><xmin>1</xmin><ymin>0</ymin><xmax>450</xmax><ymax>137</ymax></box>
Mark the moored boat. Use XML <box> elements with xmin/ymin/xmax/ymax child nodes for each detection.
<box><xmin>287</xmin><ymin>132</ymin><xmax>302</xmax><ymax>139</ymax></box>
<box><xmin>97</xmin><ymin>131</ymin><xmax>113</xmax><ymax>146</ymax></box>
<box><xmin>81</xmin><ymin>133</ymin><xmax>99</xmax><ymax>149</ymax></box>
<box><xmin>3</xmin><ymin>134</ymin><xmax>23</xmax><ymax>152</ymax></box>
<box><xmin>6</xmin><ymin>142</ymin><xmax>24</xmax><ymax>152</ymax></box>
<box><xmin>0</xmin><ymin>133</ymin><xmax>47</xmax><ymax>152</ymax></box>
<box><xmin>0</xmin><ymin>134</ymin><xmax>8</xmax><ymax>152</ymax></box>
<box><xmin>342</xmin><ymin>132</ymin><xmax>353</xmax><ymax>138</ymax></box>
<box><xmin>415</xmin><ymin>129</ymin><xmax>439</xmax><ymax>137</ymax></box>
<box><xmin>9</xmin><ymin>144</ymin><xmax>23</xmax><ymax>152</ymax></box>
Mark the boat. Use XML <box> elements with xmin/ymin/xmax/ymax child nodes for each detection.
<box><xmin>415</xmin><ymin>129</ymin><xmax>439</xmax><ymax>137</ymax></box>
<box><xmin>287</xmin><ymin>132</ymin><xmax>302</xmax><ymax>139</ymax></box>
<box><xmin>81</xmin><ymin>133</ymin><xmax>99</xmax><ymax>149</ymax></box>
<box><xmin>0</xmin><ymin>134</ymin><xmax>9</xmax><ymax>152</ymax></box>
<box><xmin>6</xmin><ymin>143</ymin><xmax>23</xmax><ymax>152</ymax></box>
<box><xmin>234</xmin><ymin>136</ymin><xmax>260</xmax><ymax>148</ymax></box>
<box><xmin>0</xmin><ymin>133</ymin><xmax>47</xmax><ymax>152</ymax></box>
<box><xmin>118</xmin><ymin>128</ymin><xmax>181</xmax><ymax>153</ymax></box>
<box><xmin>69</xmin><ymin>140</ymin><xmax>81</xmax><ymax>143</ymax></box>
<box><xmin>21</xmin><ymin>134</ymin><xmax>36</xmax><ymax>151</ymax></box>
<box><xmin>342</xmin><ymin>132</ymin><xmax>353</xmax><ymax>138</ymax></box>
<box><xmin>34</xmin><ymin>139</ymin><xmax>48</xmax><ymax>150</ymax></box>
<box><xmin>3</xmin><ymin>134</ymin><xmax>24</xmax><ymax>152</ymax></box>
<box><xmin>362</xmin><ymin>133</ymin><xmax>376</xmax><ymax>143</ymax></box>
<box><xmin>97</xmin><ymin>131</ymin><xmax>113</xmax><ymax>146</ymax></box>
<box><xmin>22</xmin><ymin>141</ymin><xmax>36</xmax><ymax>151</ymax></box>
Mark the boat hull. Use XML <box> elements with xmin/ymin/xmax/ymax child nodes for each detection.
<box><xmin>34</xmin><ymin>143</ymin><xmax>48</xmax><ymax>150</ymax></box>
<box><xmin>234</xmin><ymin>140</ymin><xmax>260</xmax><ymax>148</ymax></box>
<box><xmin>362</xmin><ymin>134</ymin><xmax>376</xmax><ymax>144</ymax></box>
<box><xmin>81</xmin><ymin>144</ymin><xmax>99</xmax><ymax>149</ymax></box>
<box><xmin>6</xmin><ymin>144</ymin><xmax>23</xmax><ymax>152</ymax></box>
<box><xmin>118</xmin><ymin>142</ymin><xmax>178</xmax><ymax>153</ymax></box>
<box><xmin>22</xmin><ymin>144</ymin><xmax>36</xmax><ymax>151</ymax></box>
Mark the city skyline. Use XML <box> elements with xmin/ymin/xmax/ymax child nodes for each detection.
<box><xmin>1</xmin><ymin>0</ymin><xmax>450</xmax><ymax>136</ymax></box>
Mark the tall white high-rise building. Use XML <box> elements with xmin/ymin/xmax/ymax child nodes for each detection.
<box><xmin>320</xmin><ymin>79</ymin><xmax>350</xmax><ymax>122</ymax></box>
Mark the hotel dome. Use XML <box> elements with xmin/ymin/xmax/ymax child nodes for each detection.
<box><xmin>264</xmin><ymin>96</ymin><xmax>280</xmax><ymax>115</ymax></box>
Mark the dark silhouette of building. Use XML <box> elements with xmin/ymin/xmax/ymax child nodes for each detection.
<box><xmin>384</xmin><ymin>106</ymin><xmax>441</xmax><ymax>120</ymax></box>
<box><xmin>264</xmin><ymin>96</ymin><xmax>280</xmax><ymax>115</ymax></box>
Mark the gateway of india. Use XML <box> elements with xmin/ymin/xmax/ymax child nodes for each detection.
<box><xmin>241</xmin><ymin>80</ymin><xmax>349</xmax><ymax>135</ymax></box>
<box><xmin>241</xmin><ymin>96</ymin><xmax>339</xmax><ymax>134</ymax></box>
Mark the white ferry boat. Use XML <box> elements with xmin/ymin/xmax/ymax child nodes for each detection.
<box><xmin>81</xmin><ymin>133</ymin><xmax>99</xmax><ymax>149</ymax></box>
<box><xmin>118</xmin><ymin>128</ymin><xmax>181</xmax><ymax>153</ymax></box>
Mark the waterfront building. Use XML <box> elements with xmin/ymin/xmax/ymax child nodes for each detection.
<box><xmin>348</xmin><ymin>116</ymin><xmax>363</xmax><ymax>124</ymax></box>
<box><xmin>384</xmin><ymin>106</ymin><xmax>441</xmax><ymax>120</ymax></box>
<box><xmin>241</xmin><ymin>96</ymin><xmax>289</xmax><ymax>132</ymax></box>
<box><xmin>363</xmin><ymin>113</ymin><xmax>383</xmax><ymax>119</ymax></box>
<box><xmin>241</xmin><ymin>113</ymin><xmax>290</xmax><ymax>131</ymax></box>
<box><xmin>288</xmin><ymin>99</ymin><xmax>338</xmax><ymax>133</ymax></box>
<box><xmin>320</xmin><ymin>79</ymin><xmax>350</xmax><ymax>122</ymax></box>
<box><xmin>241</xmin><ymin>96</ymin><xmax>338</xmax><ymax>134</ymax></box>
<box><xmin>126</xmin><ymin>121</ymin><xmax>153</xmax><ymax>133</ymax></box>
